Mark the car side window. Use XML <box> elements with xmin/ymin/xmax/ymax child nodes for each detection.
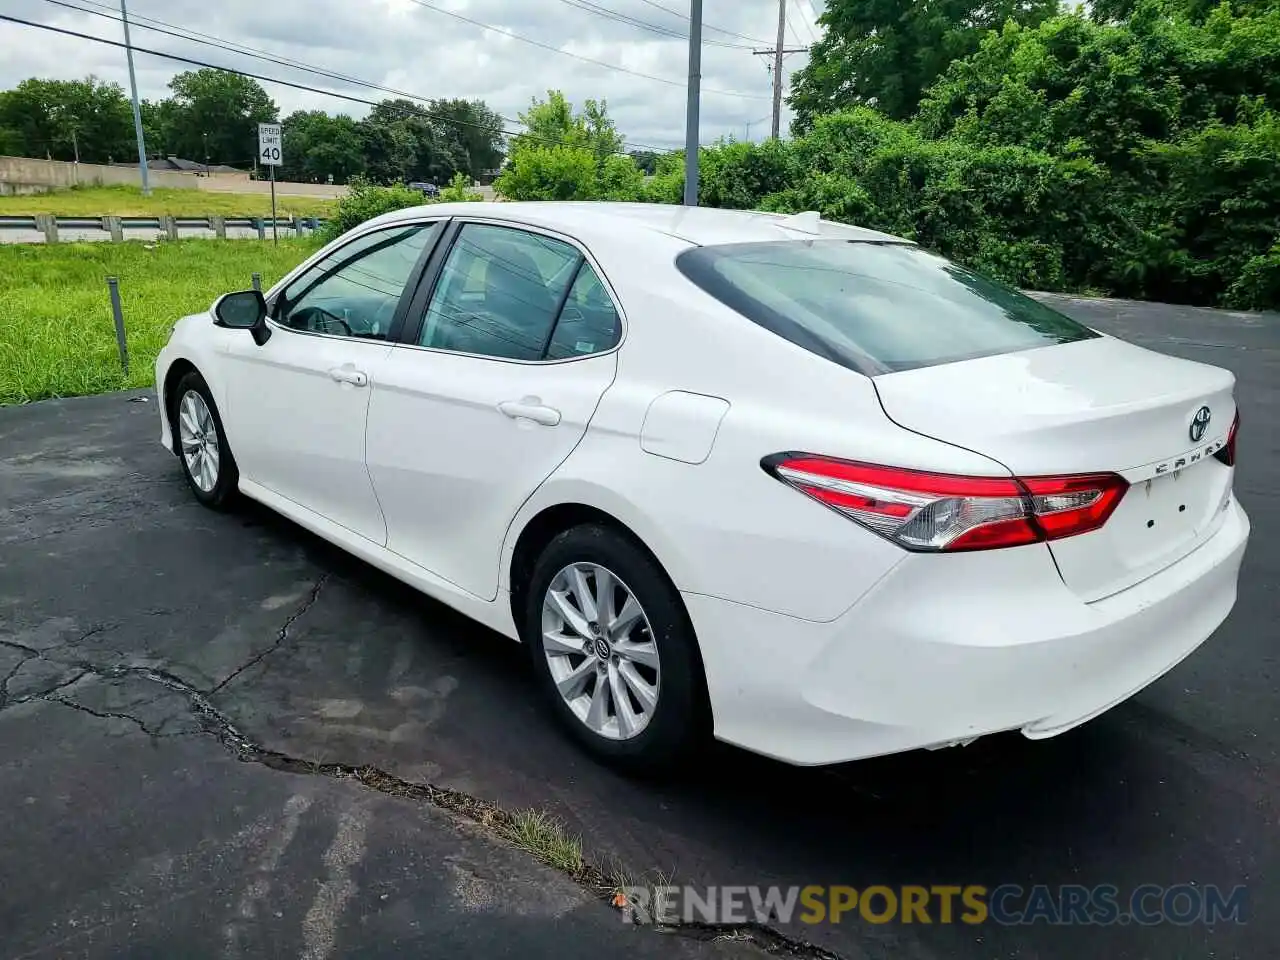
<box><xmin>544</xmin><ymin>262</ymin><xmax>621</xmax><ymax>360</ymax></box>
<box><xmin>418</xmin><ymin>224</ymin><xmax>582</xmax><ymax>360</ymax></box>
<box><xmin>275</xmin><ymin>223</ymin><xmax>438</xmax><ymax>340</ymax></box>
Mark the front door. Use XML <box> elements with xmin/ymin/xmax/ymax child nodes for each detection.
<box><xmin>221</xmin><ymin>221</ymin><xmax>443</xmax><ymax>544</ymax></box>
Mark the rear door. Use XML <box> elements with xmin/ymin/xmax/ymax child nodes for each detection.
<box><xmin>365</xmin><ymin>221</ymin><xmax>621</xmax><ymax>600</ymax></box>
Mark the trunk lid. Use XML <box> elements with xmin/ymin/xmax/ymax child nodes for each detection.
<box><xmin>873</xmin><ymin>336</ymin><xmax>1237</xmax><ymax>600</ymax></box>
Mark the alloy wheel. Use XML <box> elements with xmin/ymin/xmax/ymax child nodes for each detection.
<box><xmin>541</xmin><ymin>562</ymin><xmax>661</xmax><ymax>740</ymax></box>
<box><xmin>178</xmin><ymin>389</ymin><xmax>220</xmax><ymax>493</ymax></box>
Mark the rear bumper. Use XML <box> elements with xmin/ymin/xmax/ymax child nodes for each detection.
<box><xmin>688</xmin><ymin>496</ymin><xmax>1249</xmax><ymax>766</ymax></box>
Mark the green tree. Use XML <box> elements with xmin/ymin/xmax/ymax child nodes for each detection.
<box><xmin>628</xmin><ymin>150</ymin><xmax>659</xmax><ymax>174</ymax></box>
<box><xmin>357</xmin><ymin>99</ymin><xmax>470</xmax><ymax>184</ymax></box>
<box><xmin>0</xmin><ymin>76</ymin><xmax>134</xmax><ymax>162</ymax></box>
<box><xmin>1092</xmin><ymin>0</ymin><xmax>1280</xmax><ymax>22</ymax></box>
<box><xmin>280</xmin><ymin>110</ymin><xmax>365</xmax><ymax>183</ymax></box>
<box><xmin>496</xmin><ymin>91</ymin><xmax>633</xmax><ymax>200</ymax></box>
<box><xmin>915</xmin><ymin>6</ymin><xmax>1280</xmax><ymax>170</ymax></box>
<box><xmin>510</xmin><ymin>90</ymin><xmax>623</xmax><ymax>160</ymax></box>
<box><xmin>357</xmin><ymin>115</ymin><xmax>415</xmax><ymax>184</ymax></box>
<box><xmin>789</xmin><ymin>0</ymin><xmax>1060</xmax><ymax>128</ymax></box>
<box><xmin>427</xmin><ymin>98</ymin><xmax>506</xmax><ymax>178</ymax></box>
<box><xmin>139</xmin><ymin>98</ymin><xmax>171</xmax><ymax>158</ymax></box>
<box><xmin>163</xmin><ymin>69</ymin><xmax>277</xmax><ymax>167</ymax></box>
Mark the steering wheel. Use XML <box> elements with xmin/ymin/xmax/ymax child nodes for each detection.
<box><xmin>295</xmin><ymin>305</ymin><xmax>352</xmax><ymax>337</ymax></box>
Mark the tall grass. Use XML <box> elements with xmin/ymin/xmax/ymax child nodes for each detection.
<box><xmin>0</xmin><ymin>238</ymin><xmax>321</xmax><ymax>404</ymax></box>
<box><xmin>0</xmin><ymin>184</ymin><xmax>338</xmax><ymax>218</ymax></box>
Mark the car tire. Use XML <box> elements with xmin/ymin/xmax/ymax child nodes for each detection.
<box><xmin>171</xmin><ymin>370</ymin><xmax>239</xmax><ymax>510</ymax></box>
<box><xmin>524</xmin><ymin>523</ymin><xmax>709</xmax><ymax>774</ymax></box>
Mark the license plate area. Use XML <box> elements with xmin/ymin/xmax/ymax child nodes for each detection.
<box><xmin>1046</xmin><ymin>458</ymin><xmax>1232</xmax><ymax>600</ymax></box>
<box><xmin>1111</xmin><ymin>460</ymin><xmax>1226</xmax><ymax>568</ymax></box>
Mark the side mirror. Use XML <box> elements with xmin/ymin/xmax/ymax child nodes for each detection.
<box><xmin>212</xmin><ymin>290</ymin><xmax>271</xmax><ymax>345</ymax></box>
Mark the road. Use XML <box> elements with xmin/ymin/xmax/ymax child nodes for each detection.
<box><xmin>0</xmin><ymin>295</ymin><xmax>1275</xmax><ymax>959</ymax></box>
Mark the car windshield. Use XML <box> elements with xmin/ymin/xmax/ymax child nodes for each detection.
<box><xmin>675</xmin><ymin>240</ymin><xmax>1098</xmax><ymax>375</ymax></box>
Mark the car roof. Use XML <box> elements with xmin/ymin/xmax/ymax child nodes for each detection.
<box><xmin>376</xmin><ymin>201</ymin><xmax>909</xmax><ymax>248</ymax></box>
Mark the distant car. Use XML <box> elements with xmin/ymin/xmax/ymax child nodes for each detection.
<box><xmin>408</xmin><ymin>181</ymin><xmax>440</xmax><ymax>198</ymax></box>
<box><xmin>155</xmin><ymin>202</ymin><xmax>1249</xmax><ymax>771</ymax></box>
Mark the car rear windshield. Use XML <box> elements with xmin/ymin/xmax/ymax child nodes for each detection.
<box><xmin>675</xmin><ymin>240</ymin><xmax>1098</xmax><ymax>375</ymax></box>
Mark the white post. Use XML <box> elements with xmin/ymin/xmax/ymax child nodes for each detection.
<box><xmin>270</xmin><ymin>164</ymin><xmax>278</xmax><ymax>245</ymax></box>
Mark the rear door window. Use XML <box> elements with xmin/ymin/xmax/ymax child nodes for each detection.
<box><xmin>417</xmin><ymin>223</ymin><xmax>581</xmax><ymax>360</ymax></box>
<box><xmin>675</xmin><ymin>240</ymin><xmax>1097</xmax><ymax>375</ymax></box>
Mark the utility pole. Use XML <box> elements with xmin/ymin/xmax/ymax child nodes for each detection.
<box><xmin>120</xmin><ymin>0</ymin><xmax>150</xmax><ymax>195</ymax></box>
<box><xmin>683</xmin><ymin>0</ymin><xmax>702</xmax><ymax>206</ymax></box>
<box><xmin>771</xmin><ymin>0</ymin><xmax>786</xmax><ymax>139</ymax></box>
<box><xmin>752</xmin><ymin>0</ymin><xmax>807</xmax><ymax>142</ymax></box>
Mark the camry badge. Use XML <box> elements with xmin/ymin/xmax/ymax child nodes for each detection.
<box><xmin>1189</xmin><ymin>405</ymin><xmax>1212</xmax><ymax>443</ymax></box>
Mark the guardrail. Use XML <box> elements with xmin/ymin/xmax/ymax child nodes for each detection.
<box><xmin>0</xmin><ymin>214</ymin><xmax>326</xmax><ymax>243</ymax></box>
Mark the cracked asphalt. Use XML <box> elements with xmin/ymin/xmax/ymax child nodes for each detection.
<box><xmin>1</xmin><ymin>295</ymin><xmax>1276</xmax><ymax>960</ymax></box>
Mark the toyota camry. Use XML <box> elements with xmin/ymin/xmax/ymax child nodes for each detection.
<box><xmin>155</xmin><ymin>202</ymin><xmax>1249</xmax><ymax>771</ymax></box>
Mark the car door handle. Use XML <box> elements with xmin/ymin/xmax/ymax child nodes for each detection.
<box><xmin>328</xmin><ymin>365</ymin><xmax>368</xmax><ymax>387</ymax></box>
<box><xmin>498</xmin><ymin>399</ymin><xmax>561</xmax><ymax>426</ymax></box>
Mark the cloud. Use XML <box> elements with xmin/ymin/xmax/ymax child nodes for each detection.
<box><xmin>0</xmin><ymin>0</ymin><xmax>822</xmax><ymax>150</ymax></box>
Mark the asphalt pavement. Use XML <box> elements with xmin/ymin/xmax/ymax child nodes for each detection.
<box><xmin>0</xmin><ymin>295</ymin><xmax>1275</xmax><ymax>959</ymax></box>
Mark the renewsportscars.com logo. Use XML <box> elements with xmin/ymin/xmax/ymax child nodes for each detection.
<box><xmin>616</xmin><ymin>883</ymin><xmax>1248</xmax><ymax>927</ymax></box>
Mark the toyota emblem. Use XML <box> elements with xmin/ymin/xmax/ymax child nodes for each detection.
<box><xmin>1189</xmin><ymin>405</ymin><xmax>1212</xmax><ymax>442</ymax></box>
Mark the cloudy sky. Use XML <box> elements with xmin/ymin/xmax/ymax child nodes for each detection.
<box><xmin>0</xmin><ymin>0</ymin><xmax>824</xmax><ymax>151</ymax></box>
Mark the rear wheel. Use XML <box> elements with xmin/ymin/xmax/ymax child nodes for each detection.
<box><xmin>172</xmin><ymin>370</ymin><xmax>239</xmax><ymax>510</ymax></box>
<box><xmin>524</xmin><ymin>524</ymin><xmax>707</xmax><ymax>773</ymax></box>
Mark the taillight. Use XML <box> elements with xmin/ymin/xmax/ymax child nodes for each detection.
<box><xmin>1214</xmin><ymin>410</ymin><xmax>1239</xmax><ymax>466</ymax></box>
<box><xmin>764</xmin><ymin>454</ymin><xmax>1128</xmax><ymax>553</ymax></box>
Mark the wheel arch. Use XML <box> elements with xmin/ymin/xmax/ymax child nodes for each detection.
<box><xmin>161</xmin><ymin>357</ymin><xmax>200</xmax><ymax>455</ymax></box>
<box><xmin>506</xmin><ymin>497</ymin><xmax>692</xmax><ymax>642</ymax></box>
<box><xmin>507</xmin><ymin>498</ymin><xmax>713</xmax><ymax>728</ymax></box>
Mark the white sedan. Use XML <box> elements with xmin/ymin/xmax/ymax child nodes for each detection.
<box><xmin>156</xmin><ymin>202</ymin><xmax>1249</xmax><ymax>770</ymax></box>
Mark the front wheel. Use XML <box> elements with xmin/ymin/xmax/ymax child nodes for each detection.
<box><xmin>524</xmin><ymin>524</ymin><xmax>708</xmax><ymax>773</ymax></box>
<box><xmin>171</xmin><ymin>370</ymin><xmax>239</xmax><ymax>510</ymax></box>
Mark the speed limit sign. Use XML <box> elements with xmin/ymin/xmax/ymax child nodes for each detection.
<box><xmin>258</xmin><ymin>123</ymin><xmax>282</xmax><ymax>166</ymax></box>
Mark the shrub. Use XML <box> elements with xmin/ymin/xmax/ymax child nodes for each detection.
<box><xmin>494</xmin><ymin>146</ymin><xmax>601</xmax><ymax>200</ymax></box>
<box><xmin>439</xmin><ymin>171</ymin><xmax>484</xmax><ymax>202</ymax></box>
<box><xmin>1226</xmin><ymin>243</ymin><xmax>1280</xmax><ymax>310</ymax></box>
<box><xmin>319</xmin><ymin>177</ymin><xmax>425</xmax><ymax>240</ymax></box>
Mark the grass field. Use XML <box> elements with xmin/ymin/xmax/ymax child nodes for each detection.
<box><xmin>0</xmin><ymin>184</ymin><xmax>338</xmax><ymax>218</ymax></box>
<box><xmin>0</xmin><ymin>239</ymin><xmax>322</xmax><ymax>404</ymax></box>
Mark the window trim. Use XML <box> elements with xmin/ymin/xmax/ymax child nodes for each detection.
<box><xmin>537</xmin><ymin>255</ymin><xmax>587</xmax><ymax>359</ymax></box>
<box><xmin>263</xmin><ymin>219</ymin><xmax>447</xmax><ymax>345</ymax></box>
<box><xmin>393</xmin><ymin>217</ymin><xmax>627</xmax><ymax>366</ymax></box>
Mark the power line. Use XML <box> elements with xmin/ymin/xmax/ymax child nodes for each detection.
<box><xmin>401</xmin><ymin>0</ymin><xmax>768</xmax><ymax>100</ymax></box>
<box><xmin>35</xmin><ymin>0</ymin><xmax>685</xmax><ymax>152</ymax></box>
<box><xmin>789</xmin><ymin>0</ymin><xmax>819</xmax><ymax>44</ymax></box>
<box><xmin>633</xmin><ymin>0</ymin><xmax>772</xmax><ymax>45</ymax></box>
<box><xmin>0</xmin><ymin>12</ymin><xmax>676</xmax><ymax>152</ymax></box>
<box><xmin>786</xmin><ymin>15</ymin><xmax>805</xmax><ymax>48</ymax></box>
<box><xmin>551</xmin><ymin>0</ymin><xmax>753</xmax><ymax>50</ymax></box>
<box><xmin>42</xmin><ymin>0</ymin><xmax>468</xmax><ymax>107</ymax></box>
